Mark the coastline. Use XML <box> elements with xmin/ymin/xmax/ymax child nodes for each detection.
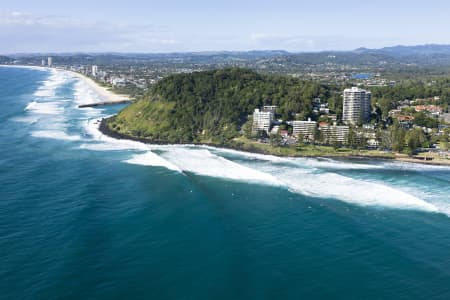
<box><xmin>69</xmin><ymin>71</ymin><xmax>130</xmax><ymax>104</ymax></box>
<box><xmin>0</xmin><ymin>65</ymin><xmax>129</xmax><ymax>104</ymax></box>
<box><xmin>0</xmin><ymin>65</ymin><xmax>52</xmax><ymax>71</ymax></box>
<box><xmin>98</xmin><ymin>117</ymin><xmax>450</xmax><ymax>166</ymax></box>
<box><xmin>394</xmin><ymin>156</ymin><xmax>450</xmax><ymax>166</ymax></box>
<box><xmin>6</xmin><ymin>64</ymin><xmax>448</xmax><ymax>167</ymax></box>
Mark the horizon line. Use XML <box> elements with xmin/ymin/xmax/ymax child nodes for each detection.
<box><xmin>3</xmin><ymin>43</ymin><xmax>450</xmax><ymax>56</ymax></box>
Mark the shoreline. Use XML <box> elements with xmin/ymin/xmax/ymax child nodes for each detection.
<box><xmin>5</xmin><ymin>64</ymin><xmax>449</xmax><ymax>167</ymax></box>
<box><xmin>98</xmin><ymin>118</ymin><xmax>450</xmax><ymax>166</ymax></box>
<box><xmin>68</xmin><ymin>71</ymin><xmax>130</xmax><ymax>104</ymax></box>
<box><xmin>0</xmin><ymin>65</ymin><xmax>129</xmax><ymax>105</ymax></box>
<box><xmin>394</xmin><ymin>156</ymin><xmax>450</xmax><ymax>166</ymax></box>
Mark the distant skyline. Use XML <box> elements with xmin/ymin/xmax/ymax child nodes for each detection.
<box><xmin>1</xmin><ymin>0</ymin><xmax>450</xmax><ymax>54</ymax></box>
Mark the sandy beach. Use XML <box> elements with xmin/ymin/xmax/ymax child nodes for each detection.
<box><xmin>1</xmin><ymin>65</ymin><xmax>129</xmax><ymax>104</ymax></box>
<box><xmin>69</xmin><ymin>71</ymin><xmax>129</xmax><ymax>103</ymax></box>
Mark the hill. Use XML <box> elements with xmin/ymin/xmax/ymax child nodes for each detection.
<box><xmin>362</xmin><ymin>44</ymin><xmax>450</xmax><ymax>57</ymax></box>
<box><xmin>105</xmin><ymin>68</ymin><xmax>338</xmax><ymax>144</ymax></box>
<box><xmin>0</xmin><ymin>56</ymin><xmax>12</xmax><ymax>64</ymax></box>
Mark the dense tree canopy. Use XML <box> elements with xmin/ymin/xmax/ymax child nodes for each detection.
<box><xmin>107</xmin><ymin>68</ymin><xmax>449</xmax><ymax>150</ymax></box>
<box><xmin>108</xmin><ymin>68</ymin><xmax>339</xmax><ymax>143</ymax></box>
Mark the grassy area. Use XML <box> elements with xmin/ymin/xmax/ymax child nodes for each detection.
<box><xmin>231</xmin><ymin>137</ymin><xmax>395</xmax><ymax>158</ymax></box>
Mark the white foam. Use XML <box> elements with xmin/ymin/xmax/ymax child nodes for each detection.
<box><xmin>33</xmin><ymin>69</ymin><xmax>73</xmax><ymax>98</ymax></box>
<box><xmin>158</xmin><ymin>148</ymin><xmax>281</xmax><ymax>185</ymax></box>
<box><xmin>206</xmin><ymin>147</ymin><xmax>444</xmax><ymax>212</ymax></box>
<box><xmin>212</xmin><ymin>147</ymin><xmax>384</xmax><ymax>171</ymax></box>
<box><xmin>25</xmin><ymin>67</ymin><xmax>441</xmax><ymax>215</ymax></box>
<box><xmin>73</xmin><ymin>80</ymin><xmax>103</xmax><ymax>106</ymax></box>
<box><xmin>124</xmin><ymin>152</ymin><xmax>182</xmax><ymax>172</ymax></box>
<box><xmin>77</xmin><ymin>114</ymin><xmax>445</xmax><ymax>214</ymax></box>
<box><xmin>247</xmin><ymin>162</ymin><xmax>438</xmax><ymax>213</ymax></box>
<box><xmin>80</xmin><ymin>143</ymin><xmax>140</xmax><ymax>151</ymax></box>
<box><xmin>25</xmin><ymin>101</ymin><xmax>64</xmax><ymax>115</ymax></box>
<box><xmin>25</xmin><ymin>101</ymin><xmax>37</xmax><ymax>110</ymax></box>
<box><xmin>382</xmin><ymin>160</ymin><xmax>450</xmax><ymax>171</ymax></box>
<box><xmin>81</xmin><ymin>120</ymin><xmax>276</xmax><ymax>181</ymax></box>
<box><xmin>78</xmin><ymin>119</ymin><xmax>443</xmax><ymax>214</ymax></box>
<box><xmin>81</xmin><ymin>119</ymin><xmax>150</xmax><ymax>151</ymax></box>
<box><xmin>294</xmin><ymin>157</ymin><xmax>384</xmax><ymax>170</ymax></box>
<box><xmin>31</xmin><ymin>130</ymin><xmax>81</xmax><ymax>141</ymax></box>
<box><xmin>0</xmin><ymin>65</ymin><xmax>51</xmax><ymax>71</ymax></box>
<box><xmin>209</xmin><ymin>146</ymin><xmax>288</xmax><ymax>163</ymax></box>
<box><xmin>11</xmin><ymin>115</ymin><xmax>40</xmax><ymax>124</ymax></box>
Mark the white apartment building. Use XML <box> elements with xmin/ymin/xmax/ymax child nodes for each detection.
<box><xmin>111</xmin><ymin>77</ymin><xmax>127</xmax><ymax>87</ymax></box>
<box><xmin>47</xmin><ymin>57</ymin><xmax>53</xmax><ymax>67</ymax></box>
<box><xmin>343</xmin><ymin>87</ymin><xmax>371</xmax><ymax>125</ymax></box>
<box><xmin>92</xmin><ymin>65</ymin><xmax>98</xmax><ymax>77</ymax></box>
<box><xmin>292</xmin><ymin>119</ymin><xmax>317</xmax><ymax>139</ymax></box>
<box><xmin>320</xmin><ymin>125</ymin><xmax>349</xmax><ymax>144</ymax></box>
<box><xmin>252</xmin><ymin>107</ymin><xmax>275</xmax><ymax>133</ymax></box>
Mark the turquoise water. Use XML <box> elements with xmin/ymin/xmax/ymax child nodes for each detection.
<box><xmin>1</xmin><ymin>66</ymin><xmax>450</xmax><ymax>299</ymax></box>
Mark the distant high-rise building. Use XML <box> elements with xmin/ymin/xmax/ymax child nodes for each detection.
<box><xmin>343</xmin><ymin>87</ymin><xmax>371</xmax><ymax>125</ymax></box>
<box><xmin>47</xmin><ymin>57</ymin><xmax>53</xmax><ymax>67</ymax></box>
<box><xmin>92</xmin><ymin>65</ymin><xmax>98</xmax><ymax>77</ymax></box>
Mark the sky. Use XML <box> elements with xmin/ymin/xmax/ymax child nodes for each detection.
<box><xmin>1</xmin><ymin>0</ymin><xmax>450</xmax><ymax>53</ymax></box>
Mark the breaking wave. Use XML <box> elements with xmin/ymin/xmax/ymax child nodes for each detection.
<box><xmin>81</xmin><ymin>117</ymin><xmax>447</xmax><ymax>215</ymax></box>
<box><xmin>124</xmin><ymin>152</ymin><xmax>182</xmax><ymax>172</ymax></box>
<box><xmin>31</xmin><ymin>130</ymin><xmax>81</xmax><ymax>141</ymax></box>
<box><xmin>158</xmin><ymin>148</ymin><xmax>281</xmax><ymax>184</ymax></box>
<box><xmin>22</xmin><ymin>67</ymin><xmax>450</xmax><ymax>216</ymax></box>
<box><xmin>33</xmin><ymin>69</ymin><xmax>72</xmax><ymax>97</ymax></box>
<box><xmin>25</xmin><ymin>101</ymin><xmax>64</xmax><ymax>115</ymax></box>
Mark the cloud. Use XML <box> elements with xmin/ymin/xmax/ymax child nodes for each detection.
<box><xmin>0</xmin><ymin>11</ymin><xmax>87</xmax><ymax>27</ymax></box>
<box><xmin>249</xmin><ymin>33</ymin><xmax>420</xmax><ymax>52</ymax></box>
<box><xmin>0</xmin><ymin>11</ymin><xmax>426</xmax><ymax>53</ymax></box>
<box><xmin>0</xmin><ymin>12</ymin><xmax>180</xmax><ymax>53</ymax></box>
<box><xmin>250</xmin><ymin>34</ymin><xmax>317</xmax><ymax>51</ymax></box>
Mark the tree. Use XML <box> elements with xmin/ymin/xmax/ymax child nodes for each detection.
<box><xmin>440</xmin><ymin>128</ymin><xmax>450</xmax><ymax>150</ymax></box>
<box><xmin>332</xmin><ymin>137</ymin><xmax>340</xmax><ymax>150</ymax></box>
<box><xmin>347</xmin><ymin>127</ymin><xmax>357</xmax><ymax>149</ymax></box>
<box><xmin>270</xmin><ymin>133</ymin><xmax>282</xmax><ymax>146</ymax></box>
<box><xmin>242</xmin><ymin>118</ymin><xmax>253</xmax><ymax>138</ymax></box>
<box><xmin>413</xmin><ymin>111</ymin><xmax>438</xmax><ymax>128</ymax></box>
<box><xmin>405</xmin><ymin>129</ymin><xmax>421</xmax><ymax>154</ymax></box>
<box><xmin>296</xmin><ymin>134</ymin><xmax>305</xmax><ymax>151</ymax></box>
<box><xmin>356</xmin><ymin>132</ymin><xmax>367</xmax><ymax>150</ymax></box>
<box><xmin>376</xmin><ymin>98</ymin><xmax>393</xmax><ymax>120</ymax></box>
<box><xmin>313</xmin><ymin>127</ymin><xmax>322</xmax><ymax>146</ymax></box>
<box><xmin>391</xmin><ymin>124</ymin><xmax>406</xmax><ymax>152</ymax></box>
<box><xmin>256</xmin><ymin>130</ymin><xmax>268</xmax><ymax>140</ymax></box>
<box><xmin>405</xmin><ymin>127</ymin><xmax>429</xmax><ymax>155</ymax></box>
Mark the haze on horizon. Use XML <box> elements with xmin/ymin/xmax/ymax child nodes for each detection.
<box><xmin>1</xmin><ymin>0</ymin><xmax>449</xmax><ymax>54</ymax></box>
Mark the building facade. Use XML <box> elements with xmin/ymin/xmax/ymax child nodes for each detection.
<box><xmin>320</xmin><ymin>125</ymin><xmax>349</xmax><ymax>144</ymax></box>
<box><xmin>92</xmin><ymin>65</ymin><xmax>98</xmax><ymax>77</ymax></box>
<box><xmin>292</xmin><ymin>119</ymin><xmax>317</xmax><ymax>140</ymax></box>
<box><xmin>252</xmin><ymin>106</ymin><xmax>276</xmax><ymax>133</ymax></box>
<box><xmin>343</xmin><ymin>87</ymin><xmax>371</xmax><ymax>125</ymax></box>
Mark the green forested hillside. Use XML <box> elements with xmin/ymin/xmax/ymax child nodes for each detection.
<box><xmin>106</xmin><ymin>68</ymin><xmax>339</xmax><ymax>144</ymax></box>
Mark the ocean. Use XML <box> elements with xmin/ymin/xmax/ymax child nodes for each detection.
<box><xmin>1</xmin><ymin>66</ymin><xmax>450</xmax><ymax>299</ymax></box>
